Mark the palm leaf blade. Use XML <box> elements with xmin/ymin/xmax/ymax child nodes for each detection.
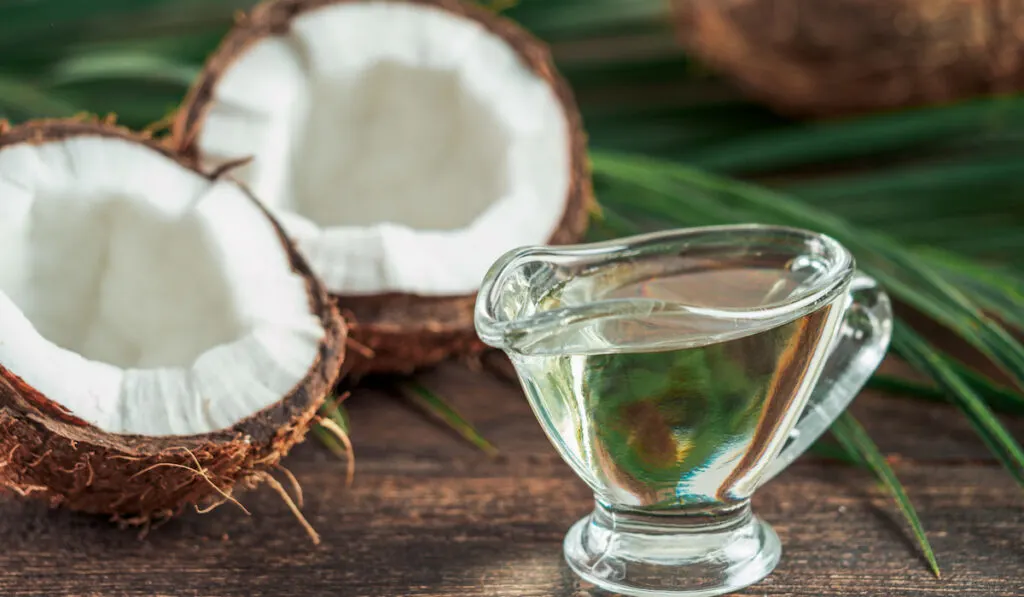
<box><xmin>831</xmin><ymin>412</ymin><xmax>941</xmax><ymax>578</ymax></box>
<box><xmin>892</xmin><ymin>326</ymin><xmax>1024</xmax><ymax>487</ymax></box>
<box><xmin>401</xmin><ymin>381</ymin><xmax>499</xmax><ymax>457</ymax></box>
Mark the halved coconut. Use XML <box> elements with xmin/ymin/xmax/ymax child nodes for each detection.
<box><xmin>0</xmin><ymin>119</ymin><xmax>347</xmax><ymax>525</ymax></box>
<box><xmin>173</xmin><ymin>0</ymin><xmax>592</xmax><ymax>376</ymax></box>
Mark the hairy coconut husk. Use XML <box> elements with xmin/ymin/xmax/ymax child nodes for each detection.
<box><xmin>0</xmin><ymin>119</ymin><xmax>348</xmax><ymax>524</ymax></box>
<box><xmin>673</xmin><ymin>0</ymin><xmax>1024</xmax><ymax>117</ymax></box>
<box><xmin>173</xmin><ymin>0</ymin><xmax>592</xmax><ymax>377</ymax></box>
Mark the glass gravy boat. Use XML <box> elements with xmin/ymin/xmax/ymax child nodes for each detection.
<box><xmin>475</xmin><ymin>224</ymin><xmax>892</xmax><ymax>597</ymax></box>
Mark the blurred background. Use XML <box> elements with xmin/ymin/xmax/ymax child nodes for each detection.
<box><xmin>3</xmin><ymin>0</ymin><xmax>1022</xmax><ymax>564</ymax></box>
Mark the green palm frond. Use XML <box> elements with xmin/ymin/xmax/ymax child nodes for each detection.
<box><xmin>400</xmin><ymin>381</ymin><xmax>499</xmax><ymax>457</ymax></box>
<box><xmin>893</xmin><ymin>326</ymin><xmax>1024</xmax><ymax>486</ymax></box>
<box><xmin>831</xmin><ymin>413</ymin><xmax>941</xmax><ymax>578</ymax></box>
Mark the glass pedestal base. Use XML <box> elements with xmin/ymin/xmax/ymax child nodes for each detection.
<box><xmin>563</xmin><ymin>502</ymin><xmax>780</xmax><ymax>597</ymax></box>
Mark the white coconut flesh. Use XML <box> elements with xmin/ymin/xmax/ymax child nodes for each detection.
<box><xmin>0</xmin><ymin>135</ymin><xmax>324</xmax><ymax>436</ymax></box>
<box><xmin>194</xmin><ymin>2</ymin><xmax>571</xmax><ymax>296</ymax></box>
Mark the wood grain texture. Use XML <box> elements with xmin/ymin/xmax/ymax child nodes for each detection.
<box><xmin>1</xmin><ymin>360</ymin><xmax>1022</xmax><ymax>597</ymax></box>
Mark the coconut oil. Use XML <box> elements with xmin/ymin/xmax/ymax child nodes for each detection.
<box><xmin>511</xmin><ymin>260</ymin><xmax>844</xmax><ymax>509</ymax></box>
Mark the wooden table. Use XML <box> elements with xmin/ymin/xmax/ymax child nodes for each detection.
<box><xmin>1</xmin><ymin>359</ymin><xmax>1022</xmax><ymax>596</ymax></box>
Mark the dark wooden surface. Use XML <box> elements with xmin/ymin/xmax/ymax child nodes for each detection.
<box><xmin>1</xmin><ymin>359</ymin><xmax>1022</xmax><ymax>597</ymax></box>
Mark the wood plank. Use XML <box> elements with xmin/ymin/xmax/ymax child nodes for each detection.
<box><xmin>0</xmin><ymin>362</ymin><xmax>1021</xmax><ymax>597</ymax></box>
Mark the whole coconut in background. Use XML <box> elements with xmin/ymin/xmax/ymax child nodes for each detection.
<box><xmin>673</xmin><ymin>0</ymin><xmax>1024</xmax><ymax>117</ymax></box>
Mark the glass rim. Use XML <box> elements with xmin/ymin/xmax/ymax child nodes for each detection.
<box><xmin>474</xmin><ymin>223</ymin><xmax>856</xmax><ymax>351</ymax></box>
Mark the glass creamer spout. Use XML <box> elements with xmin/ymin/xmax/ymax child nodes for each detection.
<box><xmin>475</xmin><ymin>226</ymin><xmax>853</xmax><ymax>357</ymax></box>
<box><xmin>475</xmin><ymin>239</ymin><xmax>634</xmax><ymax>355</ymax></box>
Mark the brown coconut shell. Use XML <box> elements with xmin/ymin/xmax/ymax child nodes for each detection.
<box><xmin>673</xmin><ymin>0</ymin><xmax>1024</xmax><ymax>117</ymax></box>
<box><xmin>172</xmin><ymin>0</ymin><xmax>592</xmax><ymax>377</ymax></box>
<box><xmin>0</xmin><ymin>119</ymin><xmax>348</xmax><ymax>523</ymax></box>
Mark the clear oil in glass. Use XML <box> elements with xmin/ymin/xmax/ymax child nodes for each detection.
<box><xmin>512</xmin><ymin>259</ymin><xmax>845</xmax><ymax>510</ymax></box>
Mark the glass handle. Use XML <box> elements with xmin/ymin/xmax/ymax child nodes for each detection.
<box><xmin>761</xmin><ymin>271</ymin><xmax>894</xmax><ymax>483</ymax></box>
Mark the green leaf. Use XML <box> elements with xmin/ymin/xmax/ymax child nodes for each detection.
<box><xmin>507</xmin><ymin>0</ymin><xmax>668</xmax><ymax>40</ymax></box>
<box><xmin>565</xmin><ymin>55</ymin><xmax>693</xmax><ymax>89</ymax></box>
<box><xmin>684</xmin><ymin>96</ymin><xmax>1024</xmax><ymax>175</ymax></box>
<box><xmin>945</xmin><ymin>361</ymin><xmax>1024</xmax><ymax>413</ymax></box>
<box><xmin>914</xmin><ymin>249</ymin><xmax>1024</xmax><ymax>330</ymax></box>
<box><xmin>868</xmin><ymin>253</ymin><xmax>1024</xmax><ymax>394</ymax></box>
<box><xmin>48</xmin><ymin>51</ymin><xmax>200</xmax><ymax>86</ymax></box>
<box><xmin>831</xmin><ymin>412</ymin><xmax>941</xmax><ymax>578</ymax></box>
<box><xmin>587</xmin><ymin>202</ymin><xmax>641</xmax><ymax>240</ymax></box>
<box><xmin>400</xmin><ymin>381</ymin><xmax>499</xmax><ymax>457</ymax></box>
<box><xmin>590</xmin><ymin>151</ymin><xmax>1024</xmax><ymax>396</ymax></box>
<box><xmin>321</xmin><ymin>398</ymin><xmax>351</xmax><ymax>435</ymax></box>
<box><xmin>0</xmin><ymin>73</ymin><xmax>83</xmax><ymax>120</ymax></box>
<box><xmin>782</xmin><ymin>152</ymin><xmax>1024</xmax><ymax>206</ymax></box>
<box><xmin>868</xmin><ymin>373</ymin><xmax>1024</xmax><ymax>416</ymax></box>
<box><xmin>0</xmin><ymin>0</ymin><xmax>244</xmax><ymax>48</ymax></box>
<box><xmin>0</xmin><ymin>0</ymin><xmax>150</xmax><ymax>40</ymax></box>
<box><xmin>892</xmin><ymin>325</ymin><xmax>1024</xmax><ymax>487</ymax></box>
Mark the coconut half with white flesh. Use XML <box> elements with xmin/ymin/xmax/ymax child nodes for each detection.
<box><xmin>0</xmin><ymin>120</ymin><xmax>347</xmax><ymax>525</ymax></box>
<box><xmin>174</xmin><ymin>0</ymin><xmax>592</xmax><ymax>375</ymax></box>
